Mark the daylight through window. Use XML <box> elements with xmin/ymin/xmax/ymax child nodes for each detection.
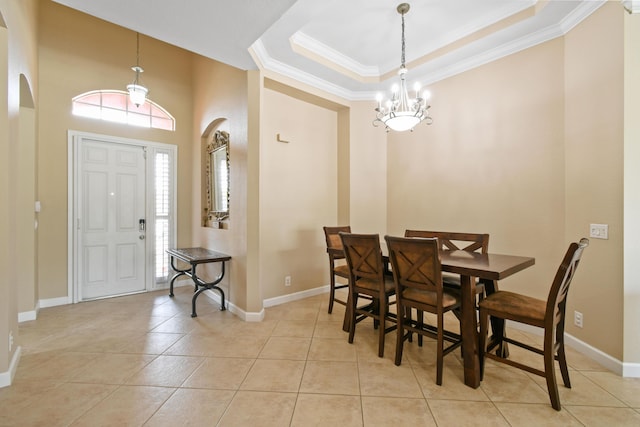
<box><xmin>72</xmin><ymin>90</ymin><xmax>175</xmax><ymax>131</ymax></box>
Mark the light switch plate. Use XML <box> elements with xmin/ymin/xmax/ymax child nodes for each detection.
<box><xmin>589</xmin><ymin>223</ymin><xmax>608</xmax><ymax>239</ymax></box>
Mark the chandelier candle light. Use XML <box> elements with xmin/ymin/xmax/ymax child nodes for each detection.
<box><xmin>373</xmin><ymin>3</ymin><xmax>432</xmax><ymax>132</ymax></box>
<box><xmin>127</xmin><ymin>32</ymin><xmax>149</xmax><ymax>108</ymax></box>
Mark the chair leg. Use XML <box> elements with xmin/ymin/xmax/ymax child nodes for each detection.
<box><xmin>328</xmin><ymin>274</ymin><xmax>336</xmax><ymax>314</ymax></box>
<box><xmin>377</xmin><ymin>297</ymin><xmax>386</xmax><ymax>358</ymax></box>
<box><xmin>478</xmin><ymin>308</ymin><xmax>488</xmax><ymax>381</ymax></box>
<box><xmin>373</xmin><ymin>299</ymin><xmax>380</xmax><ymax>329</ymax></box>
<box><xmin>395</xmin><ymin>303</ymin><xmax>405</xmax><ymax>366</ymax></box>
<box><xmin>558</xmin><ymin>345</ymin><xmax>571</xmax><ymax>388</ymax></box>
<box><xmin>348</xmin><ymin>291</ymin><xmax>357</xmax><ymax>344</ymax></box>
<box><xmin>417</xmin><ymin>310</ymin><xmax>424</xmax><ymax>347</ymax></box>
<box><xmin>436</xmin><ymin>311</ymin><xmax>444</xmax><ymax>386</ymax></box>
<box><xmin>544</xmin><ymin>335</ymin><xmax>562</xmax><ymax>411</ymax></box>
<box><xmin>406</xmin><ymin>307</ymin><xmax>413</xmax><ymax>343</ymax></box>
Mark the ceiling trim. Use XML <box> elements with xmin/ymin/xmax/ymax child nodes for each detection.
<box><xmin>290</xmin><ymin>32</ymin><xmax>380</xmax><ymax>83</ymax></box>
<box><xmin>250</xmin><ymin>40</ymin><xmax>363</xmax><ymax>101</ymax></box>
<box><xmin>253</xmin><ymin>0</ymin><xmax>607</xmax><ymax>102</ymax></box>
<box><xmin>559</xmin><ymin>0</ymin><xmax>607</xmax><ymax>33</ymax></box>
<box><xmin>418</xmin><ymin>0</ymin><xmax>606</xmax><ymax>87</ymax></box>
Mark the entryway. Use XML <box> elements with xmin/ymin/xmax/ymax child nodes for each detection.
<box><xmin>69</xmin><ymin>131</ymin><xmax>176</xmax><ymax>302</ymax></box>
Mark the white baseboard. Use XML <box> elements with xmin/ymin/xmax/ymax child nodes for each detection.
<box><xmin>263</xmin><ymin>285</ymin><xmax>329</xmax><ymax>308</ymax></box>
<box><xmin>40</xmin><ymin>296</ymin><xmax>72</xmax><ymax>309</ymax></box>
<box><xmin>202</xmin><ymin>289</ymin><xmax>265</xmax><ymax>322</ymax></box>
<box><xmin>0</xmin><ymin>346</ymin><xmax>21</xmax><ymax>388</ymax></box>
<box><xmin>622</xmin><ymin>362</ymin><xmax>640</xmax><ymax>377</ymax></box>
<box><xmin>18</xmin><ymin>307</ymin><xmax>38</xmax><ymax>323</ymax></box>
<box><xmin>506</xmin><ymin>321</ymin><xmax>631</xmax><ymax>377</ymax></box>
<box><xmin>19</xmin><ymin>297</ymin><xmax>69</xmax><ymax>323</ymax></box>
<box><xmin>202</xmin><ymin>285</ymin><xmax>330</xmax><ymax>322</ymax></box>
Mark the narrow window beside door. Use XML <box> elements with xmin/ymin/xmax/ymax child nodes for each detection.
<box><xmin>154</xmin><ymin>150</ymin><xmax>172</xmax><ymax>282</ymax></box>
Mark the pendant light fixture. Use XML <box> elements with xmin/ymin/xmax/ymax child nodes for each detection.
<box><xmin>373</xmin><ymin>3</ymin><xmax>433</xmax><ymax>132</ymax></box>
<box><xmin>127</xmin><ymin>32</ymin><xmax>149</xmax><ymax>108</ymax></box>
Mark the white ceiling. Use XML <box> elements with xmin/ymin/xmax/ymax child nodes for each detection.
<box><xmin>51</xmin><ymin>0</ymin><xmax>606</xmax><ymax>101</ymax></box>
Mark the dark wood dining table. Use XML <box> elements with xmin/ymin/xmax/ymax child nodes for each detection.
<box><xmin>330</xmin><ymin>244</ymin><xmax>535</xmax><ymax>389</ymax></box>
<box><xmin>440</xmin><ymin>250</ymin><xmax>535</xmax><ymax>388</ymax></box>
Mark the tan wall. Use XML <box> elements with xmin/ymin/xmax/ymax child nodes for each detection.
<box><xmin>564</xmin><ymin>3</ymin><xmax>624</xmax><ymax>359</ymax></box>
<box><xmin>37</xmin><ymin>2</ymin><xmax>194</xmax><ymax>300</ymax></box>
<box><xmin>349</xmin><ymin>101</ymin><xmax>387</xmax><ymax>234</ymax></box>
<box><xmin>17</xmin><ymin>106</ymin><xmax>37</xmax><ymax>314</ymax></box>
<box><xmin>0</xmin><ymin>0</ymin><xmax>39</xmax><ymax>376</ymax></box>
<box><xmin>0</xmin><ymin>14</ymin><xmax>10</xmax><ymax>374</ymax></box>
<box><xmin>624</xmin><ymin>8</ymin><xmax>640</xmax><ymax>365</ymax></box>
<box><xmin>191</xmin><ymin>54</ymin><xmax>251</xmax><ymax>311</ymax></box>
<box><xmin>387</xmin><ymin>36</ymin><xmax>566</xmax><ymax>298</ymax></box>
<box><xmin>259</xmin><ymin>87</ymin><xmax>338</xmax><ymax>300</ymax></box>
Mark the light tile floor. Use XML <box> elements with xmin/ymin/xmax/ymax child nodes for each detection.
<box><xmin>2</xmin><ymin>287</ymin><xmax>640</xmax><ymax>426</ymax></box>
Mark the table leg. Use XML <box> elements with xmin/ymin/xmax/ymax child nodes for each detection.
<box><xmin>190</xmin><ymin>262</ymin><xmax>227</xmax><ymax>317</ymax></box>
<box><xmin>460</xmin><ymin>274</ymin><xmax>481</xmax><ymax>388</ymax></box>
<box><xmin>481</xmin><ymin>279</ymin><xmax>509</xmax><ymax>358</ymax></box>
<box><xmin>168</xmin><ymin>256</ymin><xmax>190</xmax><ymax>297</ymax></box>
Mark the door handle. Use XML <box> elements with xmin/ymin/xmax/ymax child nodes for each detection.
<box><xmin>139</xmin><ymin>235</ymin><xmax>145</xmax><ymax>240</ymax></box>
<box><xmin>139</xmin><ymin>219</ymin><xmax>146</xmax><ymax>231</ymax></box>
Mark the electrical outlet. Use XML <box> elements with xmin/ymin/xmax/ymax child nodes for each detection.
<box><xmin>9</xmin><ymin>331</ymin><xmax>13</xmax><ymax>352</ymax></box>
<box><xmin>589</xmin><ymin>223</ymin><xmax>608</xmax><ymax>239</ymax></box>
<box><xmin>574</xmin><ymin>311</ymin><xmax>583</xmax><ymax>328</ymax></box>
<box><xmin>285</xmin><ymin>275</ymin><xmax>291</xmax><ymax>287</ymax></box>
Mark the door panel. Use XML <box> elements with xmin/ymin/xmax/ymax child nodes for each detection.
<box><xmin>79</xmin><ymin>140</ymin><xmax>146</xmax><ymax>300</ymax></box>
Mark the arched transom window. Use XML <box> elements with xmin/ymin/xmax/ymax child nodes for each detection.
<box><xmin>72</xmin><ymin>90</ymin><xmax>175</xmax><ymax>131</ymax></box>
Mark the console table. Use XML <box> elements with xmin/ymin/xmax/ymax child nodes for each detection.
<box><xmin>167</xmin><ymin>247</ymin><xmax>231</xmax><ymax>317</ymax></box>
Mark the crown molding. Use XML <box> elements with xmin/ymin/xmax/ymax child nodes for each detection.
<box><xmin>290</xmin><ymin>31</ymin><xmax>380</xmax><ymax>80</ymax></box>
<box><xmin>560</xmin><ymin>0</ymin><xmax>607</xmax><ymax>32</ymax></box>
<box><xmin>252</xmin><ymin>0</ymin><xmax>607</xmax><ymax>102</ymax></box>
<box><xmin>250</xmin><ymin>40</ymin><xmax>359</xmax><ymax>100</ymax></box>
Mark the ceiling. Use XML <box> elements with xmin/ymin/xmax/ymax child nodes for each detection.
<box><xmin>51</xmin><ymin>0</ymin><xmax>606</xmax><ymax>101</ymax></box>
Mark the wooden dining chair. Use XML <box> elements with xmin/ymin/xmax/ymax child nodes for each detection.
<box><xmin>385</xmin><ymin>235</ymin><xmax>462</xmax><ymax>385</ymax></box>
<box><xmin>403</xmin><ymin>230</ymin><xmax>490</xmax><ymax>297</ymax></box>
<box><xmin>339</xmin><ymin>232</ymin><xmax>396</xmax><ymax>357</ymax></box>
<box><xmin>323</xmin><ymin>226</ymin><xmax>351</xmax><ymax>314</ymax></box>
<box><xmin>478</xmin><ymin>238</ymin><xmax>589</xmax><ymax>411</ymax></box>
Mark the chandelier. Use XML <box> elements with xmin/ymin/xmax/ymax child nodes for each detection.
<box><xmin>373</xmin><ymin>3</ymin><xmax>432</xmax><ymax>132</ymax></box>
<box><xmin>127</xmin><ymin>32</ymin><xmax>149</xmax><ymax>108</ymax></box>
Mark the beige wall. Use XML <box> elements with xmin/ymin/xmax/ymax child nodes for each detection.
<box><xmin>564</xmin><ymin>3</ymin><xmax>624</xmax><ymax>359</ymax></box>
<box><xmin>349</xmin><ymin>101</ymin><xmax>388</xmax><ymax>234</ymax></box>
<box><xmin>17</xmin><ymin>106</ymin><xmax>37</xmax><ymax>314</ymax></box>
<box><xmin>37</xmin><ymin>1</ymin><xmax>194</xmax><ymax>300</ymax></box>
<box><xmin>624</xmin><ymin>12</ymin><xmax>640</xmax><ymax>364</ymax></box>
<box><xmin>0</xmin><ymin>14</ymin><xmax>10</xmax><ymax>375</ymax></box>
<box><xmin>259</xmin><ymin>87</ymin><xmax>338</xmax><ymax>300</ymax></box>
<box><xmin>0</xmin><ymin>0</ymin><xmax>38</xmax><ymax>377</ymax></box>
<box><xmin>387</xmin><ymin>36</ymin><xmax>566</xmax><ymax>298</ymax></box>
<box><xmin>191</xmin><ymin>53</ymin><xmax>251</xmax><ymax>311</ymax></box>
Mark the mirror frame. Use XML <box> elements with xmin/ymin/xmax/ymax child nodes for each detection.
<box><xmin>204</xmin><ymin>130</ymin><xmax>230</xmax><ymax>224</ymax></box>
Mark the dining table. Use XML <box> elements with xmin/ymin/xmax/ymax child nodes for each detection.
<box><xmin>329</xmin><ymin>244</ymin><xmax>535</xmax><ymax>389</ymax></box>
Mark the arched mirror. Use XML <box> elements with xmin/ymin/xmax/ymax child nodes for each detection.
<box><xmin>204</xmin><ymin>130</ymin><xmax>229</xmax><ymax>225</ymax></box>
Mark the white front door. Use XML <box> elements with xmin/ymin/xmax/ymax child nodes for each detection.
<box><xmin>78</xmin><ymin>139</ymin><xmax>147</xmax><ymax>300</ymax></box>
